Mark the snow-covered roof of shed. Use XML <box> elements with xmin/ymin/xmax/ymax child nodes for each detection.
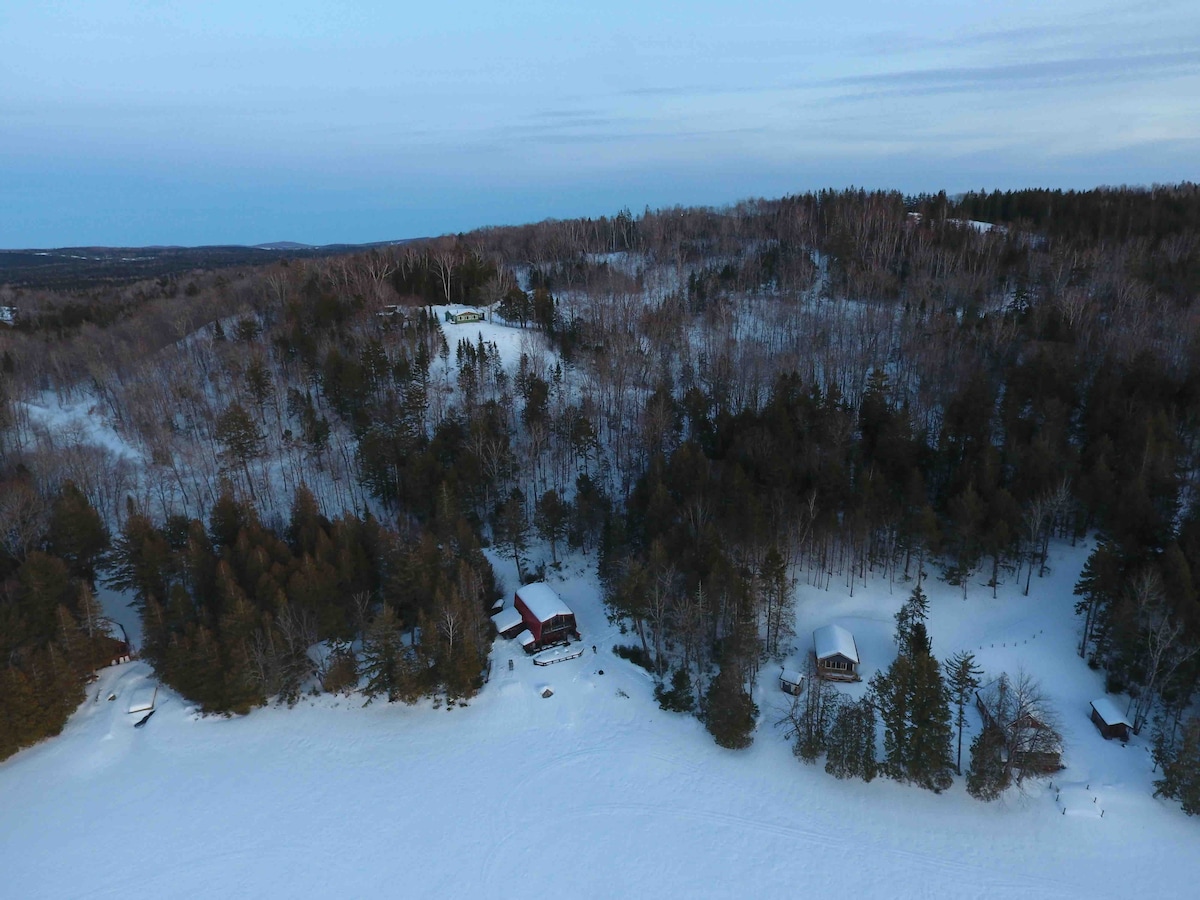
<box><xmin>516</xmin><ymin>582</ymin><xmax>573</xmax><ymax>622</ymax></box>
<box><xmin>126</xmin><ymin>685</ymin><xmax>157</xmax><ymax>714</ymax></box>
<box><xmin>517</xmin><ymin>630</ymin><xmax>536</xmax><ymax>647</ymax></box>
<box><xmin>491</xmin><ymin>607</ymin><xmax>524</xmax><ymax>633</ymax></box>
<box><xmin>780</xmin><ymin>669</ymin><xmax>804</xmax><ymax>685</ymax></box>
<box><xmin>1091</xmin><ymin>697</ymin><xmax>1130</xmax><ymax>727</ymax></box>
<box><xmin>813</xmin><ymin>624</ymin><xmax>859</xmax><ymax>663</ymax></box>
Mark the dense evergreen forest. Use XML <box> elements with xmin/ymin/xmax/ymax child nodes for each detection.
<box><xmin>1</xmin><ymin>185</ymin><xmax>1198</xmax><ymax>809</ymax></box>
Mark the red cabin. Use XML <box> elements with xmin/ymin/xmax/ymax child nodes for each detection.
<box><xmin>513</xmin><ymin>583</ymin><xmax>578</xmax><ymax>649</ymax></box>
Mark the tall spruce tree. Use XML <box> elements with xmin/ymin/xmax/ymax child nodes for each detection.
<box><xmin>905</xmin><ymin>648</ymin><xmax>955</xmax><ymax>792</ymax></box>
<box><xmin>45</xmin><ymin>482</ymin><xmax>109</xmax><ymax>584</ymax></box>
<box><xmin>966</xmin><ymin>726</ymin><xmax>1008</xmax><ymax>801</ymax></box>
<box><xmin>825</xmin><ymin>698</ymin><xmax>878</xmax><ymax>781</ymax></box>
<box><xmin>215</xmin><ymin>402</ymin><xmax>266</xmax><ymax>497</ymax></box>
<box><xmin>894</xmin><ymin>583</ymin><xmax>929</xmax><ymax>649</ymax></box>
<box><xmin>872</xmin><ymin>652</ymin><xmax>913</xmax><ymax>778</ymax></box>
<box><xmin>760</xmin><ymin>547</ymin><xmax>795</xmax><ymax>658</ymax></box>
<box><xmin>1153</xmin><ymin>716</ymin><xmax>1200</xmax><ymax>815</ymax></box>
<box><xmin>823</xmin><ymin>696</ymin><xmax>853</xmax><ymax>777</ymax></box>
<box><xmin>704</xmin><ymin>663</ymin><xmax>757</xmax><ymax>750</ymax></box>
<box><xmin>493</xmin><ymin>488</ymin><xmax>530</xmax><ymax>583</ymax></box>
<box><xmin>871</xmin><ymin>593</ymin><xmax>954</xmax><ymax>791</ymax></box>
<box><xmin>534</xmin><ymin>489</ymin><xmax>568</xmax><ymax>565</ymax></box>
<box><xmin>360</xmin><ymin>604</ymin><xmax>410</xmax><ymax>703</ymax></box>
<box><xmin>948</xmin><ymin>650</ymin><xmax>983</xmax><ymax>774</ymax></box>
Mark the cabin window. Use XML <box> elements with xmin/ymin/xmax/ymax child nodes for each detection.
<box><xmin>822</xmin><ymin>658</ymin><xmax>848</xmax><ymax>671</ymax></box>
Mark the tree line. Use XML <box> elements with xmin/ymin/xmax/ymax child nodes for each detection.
<box><xmin>0</xmin><ymin>480</ymin><xmax>115</xmax><ymax>760</ymax></box>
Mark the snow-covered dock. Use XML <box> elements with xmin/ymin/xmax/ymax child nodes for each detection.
<box><xmin>532</xmin><ymin>644</ymin><xmax>585</xmax><ymax>666</ymax></box>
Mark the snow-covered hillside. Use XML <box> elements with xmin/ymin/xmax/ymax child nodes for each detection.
<box><xmin>2</xmin><ymin>542</ymin><xmax>1196</xmax><ymax>899</ymax></box>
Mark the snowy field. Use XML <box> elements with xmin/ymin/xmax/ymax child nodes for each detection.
<box><xmin>2</xmin><ymin>543</ymin><xmax>1199</xmax><ymax>899</ymax></box>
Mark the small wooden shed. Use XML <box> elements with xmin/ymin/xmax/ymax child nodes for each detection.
<box><xmin>1090</xmin><ymin>697</ymin><xmax>1131</xmax><ymax>742</ymax></box>
<box><xmin>975</xmin><ymin>677</ymin><xmax>1063</xmax><ymax>773</ymax></box>
<box><xmin>490</xmin><ymin>606</ymin><xmax>525</xmax><ymax>639</ymax></box>
<box><xmin>779</xmin><ymin>668</ymin><xmax>805</xmax><ymax>696</ymax></box>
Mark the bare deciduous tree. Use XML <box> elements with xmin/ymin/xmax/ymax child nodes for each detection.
<box><xmin>1128</xmin><ymin>570</ymin><xmax>1200</xmax><ymax>735</ymax></box>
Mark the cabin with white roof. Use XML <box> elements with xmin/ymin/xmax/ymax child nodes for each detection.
<box><xmin>444</xmin><ymin>306</ymin><xmax>484</xmax><ymax>325</ymax></box>
<box><xmin>1090</xmin><ymin>697</ymin><xmax>1131</xmax><ymax>741</ymax></box>
<box><xmin>513</xmin><ymin>582</ymin><xmax>578</xmax><ymax>650</ymax></box>
<box><xmin>813</xmin><ymin>624</ymin><xmax>860</xmax><ymax>681</ymax></box>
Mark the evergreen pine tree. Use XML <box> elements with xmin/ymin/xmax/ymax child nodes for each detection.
<box><xmin>493</xmin><ymin>488</ymin><xmax>530</xmax><ymax>583</ymax></box>
<box><xmin>207</xmin><ymin>485</ymin><xmax>246</xmax><ymax>550</ymax></box>
<box><xmin>905</xmin><ymin>649</ymin><xmax>955</xmax><ymax>792</ymax></box>
<box><xmin>824</xmin><ymin>697</ymin><xmax>854</xmax><ymax>778</ymax></box>
<box><xmin>966</xmin><ymin>725</ymin><xmax>1009</xmax><ymax>801</ymax></box>
<box><xmin>857</xmin><ymin>698</ymin><xmax>879</xmax><ymax>782</ymax></box>
<box><xmin>1153</xmin><ymin>717</ymin><xmax>1200</xmax><ymax>815</ymax></box>
<box><xmin>759</xmin><ymin>547</ymin><xmax>794</xmax><ymax>657</ymax></box>
<box><xmin>45</xmin><ymin>482</ymin><xmax>110</xmax><ymax>584</ymax></box>
<box><xmin>826</xmin><ymin>698</ymin><xmax>879</xmax><ymax>782</ymax></box>
<box><xmin>894</xmin><ymin>583</ymin><xmax>929</xmax><ymax>649</ymax></box>
<box><xmin>534</xmin><ymin>489</ymin><xmax>568</xmax><ymax>564</ymax></box>
<box><xmin>872</xmin><ymin>598</ymin><xmax>954</xmax><ymax>790</ymax></box>
<box><xmin>948</xmin><ymin>650</ymin><xmax>983</xmax><ymax>774</ymax></box>
<box><xmin>871</xmin><ymin>652</ymin><xmax>912</xmax><ymax>778</ymax></box>
<box><xmin>654</xmin><ymin>666</ymin><xmax>695</xmax><ymax>713</ymax></box>
<box><xmin>704</xmin><ymin>664</ymin><xmax>757</xmax><ymax>750</ymax></box>
<box><xmin>361</xmin><ymin>605</ymin><xmax>407</xmax><ymax>703</ymax></box>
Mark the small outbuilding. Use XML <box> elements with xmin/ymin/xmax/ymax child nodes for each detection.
<box><xmin>779</xmin><ymin>668</ymin><xmax>805</xmax><ymax>696</ymax></box>
<box><xmin>813</xmin><ymin>624</ymin><xmax>860</xmax><ymax>681</ymax></box>
<box><xmin>1090</xmin><ymin>697</ymin><xmax>1131</xmax><ymax>742</ymax></box>
<box><xmin>127</xmin><ymin>684</ymin><xmax>157</xmax><ymax>715</ymax></box>
<box><xmin>490</xmin><ymin>606</ymin><xmax>525</xmax><ymax>639</ymax></box>
<box><xmin>975</xmin><ymin>677</ymin><xmax>1064</xmax><ymax>773</ymax></box>
<box><xmin>513</xmin><ymin>582</ymin><xmax>578</xmax><ymax>650</ymax></box>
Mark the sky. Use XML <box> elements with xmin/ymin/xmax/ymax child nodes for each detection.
<box><xmin>2</xmin><ymin>1</ymin><xmax>1198</xmax><ymax>247</ymax></box>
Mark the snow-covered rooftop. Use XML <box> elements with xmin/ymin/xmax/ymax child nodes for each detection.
<box><xmin>813</xmin><ymin>624</ymin><xmax>858</xmax><ymax>663</ymax></box>
<box><xmin>516</xmin><ymin>582</ymin><xmax>573</xmax><ymax>623</ymax></box>
<box><xmin>126</xmin><ymin>685</ymin><xmax>157</xmax><ymax>714</ymax></box>
<box><xmin>780</xmin><ymin>669</ymin><xmax>804</xmax><ymax>686</ymax></box>
<box><xmin>491</xmin><ymin>607</ymin><xmax>524</xmax><ymax>634</ymax></box>
<box><xmin>1091</xmin><ymin>697</ymin><xmax>1130</xmax><ymax>727</ymax></box>
<box><xmin>517</xmin><ymin>630</ymin><xmax>536</xmax><ymax>648</ymax></box>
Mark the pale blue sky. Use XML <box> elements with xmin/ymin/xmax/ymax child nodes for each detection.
<box><xmin>2</xmin><ymin>1</ymin><xmax>1198</xmax><ymax>247</ymax></box>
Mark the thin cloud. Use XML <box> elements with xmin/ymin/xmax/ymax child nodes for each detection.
<box><xmin>830</xmin><ymin>49</ymin><xmax>1200</xmax><ymax>91</ymax></box>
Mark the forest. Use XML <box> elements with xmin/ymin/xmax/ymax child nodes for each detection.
<box><xmin>1</xmin><ymin>184</ymin><xmax>1199</xmax><ymax>810</ymax></box>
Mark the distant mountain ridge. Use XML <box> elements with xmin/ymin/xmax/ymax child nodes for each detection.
<box><xmin>0</xmin><ymin>238</ymin><xmax>421</xmax><ymax>289</ymax></box>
